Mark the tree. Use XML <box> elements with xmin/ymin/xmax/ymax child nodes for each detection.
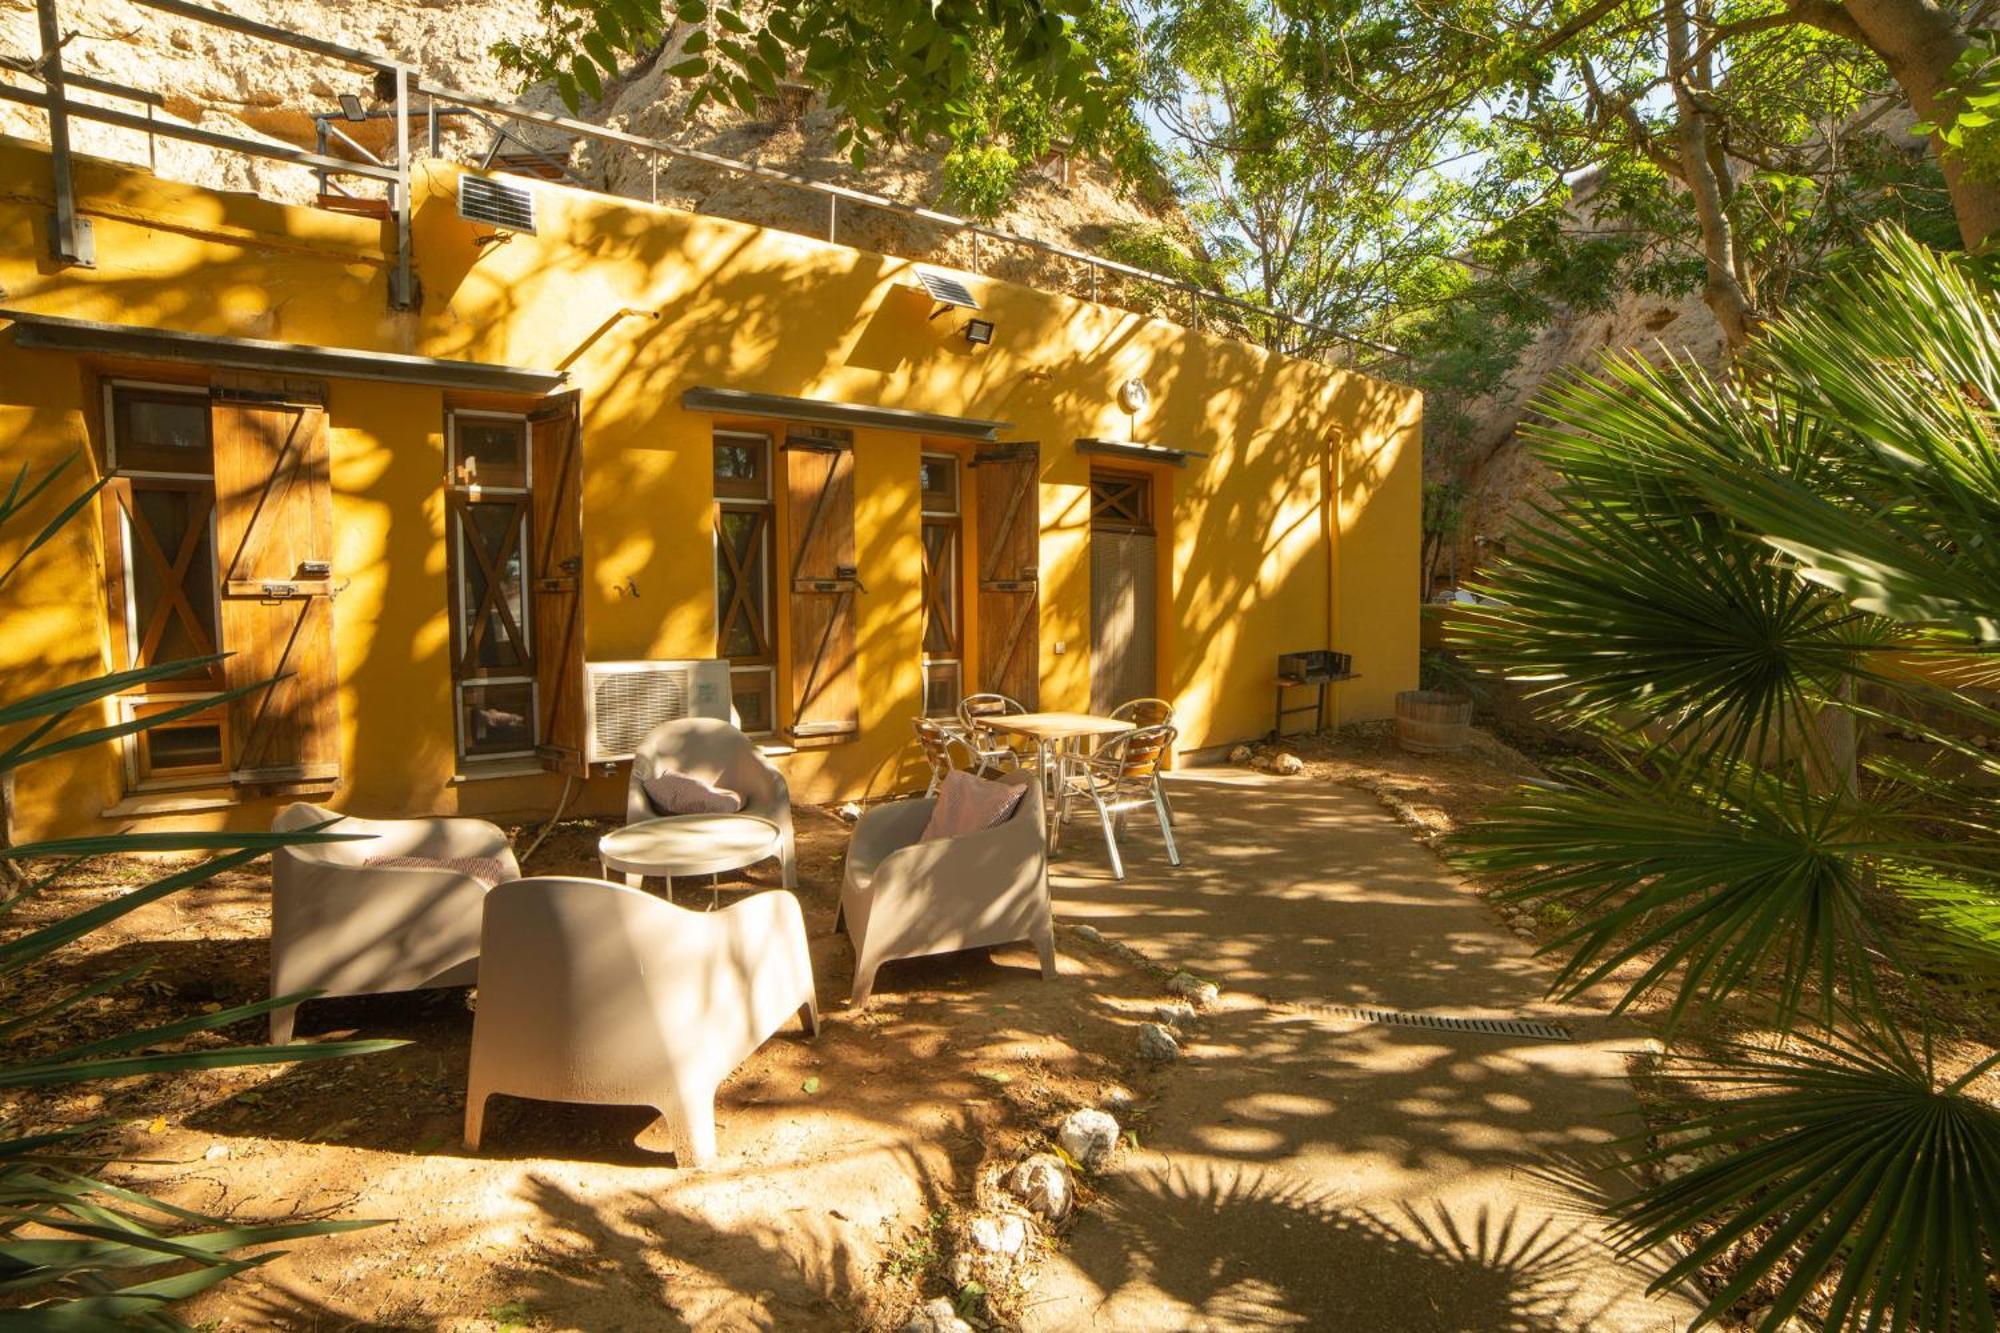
<box><xmin>1451</xmin><ymin>226</ymin><xmax>2000</xmax><ymax>1330</ymax></box>
<box><xmin>490</xmin><ymin>0</ymin><xmax>1151</xmax><ymax>214</ymax></box>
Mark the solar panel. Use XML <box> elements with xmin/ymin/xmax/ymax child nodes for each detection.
<box><xmin>458</xmin><ymin>175</ymin><xmax>538</xmax><ymax>234</ymax></box>
<box><xmin>915</xmin><ymin>267</ymin><xmax>980</xmax><ymax>310</ymax></box>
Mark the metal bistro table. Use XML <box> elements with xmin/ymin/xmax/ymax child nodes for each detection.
<box><xmin>597</xmin><ymin>813</ymin><xmax>784</xmax><ymax>906</ymax></box>
<box><xmin>985</xmin><ymin>711</ymin><xmax>1134</xmax><ymax>843</ymax></box>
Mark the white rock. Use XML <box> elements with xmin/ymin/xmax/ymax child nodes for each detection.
<box><xmin>1154</xmin><ymin>1001</ymin><xmax>1197</xmax><ymax>1028</ymax></box>
<box><xmin>968</xmin><ymin>1213</ymin><xmax>1027</xmax><ymax>1256</ymax></box>
<box><xmin>1272</xmin><ymin>752</ymin><xmax>1305</xmax><ymax>775</ymax></box>
<box><xmin>1166</xmin><ymin>972</ymin><xmax>1220</xmax><ymax>1007</ymax></box>
<box><xmin>1136</xmin><ymin>1022</ymin><xmax>1182</xmax><ymax>1062</ymax></box>
<box><xmin>1070</xmin><ymin>923</ymin><xmax>1105</xmax><ymax>944</ymax></box>
<box><xmin>948</xmin><ymin>1252</ymin><xmax>976</xmax><ymax>1287</ymax></box>
<box><xmin>1227</xmin><ymin>744</ymin><xmax>1253</xmax><ymax>765</ymax></box>
<box><xmin>1102</xmin><ymin>1085</ymin><xmax>1136</xmax><ymax>1110</ymax></box>
<box><xmin>1005</xmin><ymin>1153</ymin><xmax>1074</xmax><ymax>1222</ymax></box>
<box><xmin>1057</xmin><ymin>1108</ymin><xmax>1120</xmax><ymax>1170</ymax></box>
<box><xmin>1250</xmin><ymin>754</ymin><xmax>1276</xmax><ymax>772</ymax></box>
<box><xmin>902</xmin><ymin>1296</ymin><xmax>973</xmax><ymax>1333</ymax></box>
<box><xmin>837</xmin><ymin>802</ymin><xmax>863</xmax><ymax>823</ymax></box>
<box><xmin>203</xmin><ymin>1143</ymin><xmax>229</xmax><ymax>1161</ymax></box>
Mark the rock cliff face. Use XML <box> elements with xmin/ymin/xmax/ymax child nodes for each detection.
<box><xmin>2</xmin><ymin>0</ymin><xmax>1175</xmax><ymax>290</ymax></box>
<box><xmin>1453</xmin><ymin>286</ymin><xmax>1724</xmax><ymax>565</ymax></box>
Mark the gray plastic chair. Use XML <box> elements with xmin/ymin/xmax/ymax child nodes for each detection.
<box><xmin>626</xmin><ymin>717</ymin><xmax>796</xmax><ymax>888</ymax></box>
<box><xmin>268</xmin><ymin>802</ymin><xmax>519</xmax><ymax>1043</ymax></box>
<box><xmin>836</xmin><ymin>769</ymin><xmax>1054</xmax><ymax>1005</ymax></box>
<box><xmin>464</xmin><ymin>877</ymin><xmax>818</xmax><ymax>1166</ymax></box>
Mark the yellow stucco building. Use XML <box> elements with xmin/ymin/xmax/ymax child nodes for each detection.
<box><xmin>0</xmin><ymin>135</ymin><xmax>1421</xmax><ymax>840</ymax></box>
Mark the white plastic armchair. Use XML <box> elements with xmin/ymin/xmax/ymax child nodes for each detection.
<box><xmin>268</xmin><ymin>802</ymin><xmax>520</xmax><ymax>1044</ymax></box>
<box><xmin>463</xmin><ymin>878</ymin><xmax>819</xmax><ymax>1167</ymax></box>
<box><xmin>625</xmin><ymin>717</ymin><xmax>796</xmax><ymax>888</ymax></box>
<box><xmin>836</xmin><ymin>769</ymin><xmax>1054</xmax><ymax>1006</ymax></box>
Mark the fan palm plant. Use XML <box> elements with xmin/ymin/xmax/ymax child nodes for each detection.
<box><xmin>0</xmin><ymin>458</ymin><xmax>400</xmax><ymax>1324</ymax></box>
<box><xmin>1451</xmin><ymin>226</ymin><xmax>2000</xmax><ymax>1332</ymax></box>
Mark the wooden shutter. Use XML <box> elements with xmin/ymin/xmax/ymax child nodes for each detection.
<box><xmin>784</xmin><ymin>430</ymin><xmax>859</xmax><ymax>740</ymax></box>
<box><xmin>974</xmin><ymin>443</ymin><xmax>1040</xmax><ymax>709</ymax></box>
<box><xmin>529</xmin><ymin>392</ymin><xmax>587</xmax><ymax>774</ymax></box>
<box><xmin>210</xmin><ymin>374</ymin><xmax>339</xmax><ymax>787</ymax></box>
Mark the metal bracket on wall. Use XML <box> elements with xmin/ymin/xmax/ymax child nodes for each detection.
<box><xmin>34</xmin><ymin>0</ymin><xmax>90</xmax><ymax>268</ymax></box>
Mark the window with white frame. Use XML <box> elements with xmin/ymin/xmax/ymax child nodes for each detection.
<box><xmin>446</xmin><ymin>410</ymin><xmax>537</xmax><ymax>760</ymax></box>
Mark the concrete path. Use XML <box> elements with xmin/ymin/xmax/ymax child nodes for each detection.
<box><xmin>1025</xmin><ymin>770</ymin><xmax>1701</xmax><ymax>1332</ymax></box>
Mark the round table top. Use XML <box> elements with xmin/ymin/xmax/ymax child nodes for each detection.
<box><xmin>598</xmin><ymin>814</ymin><xmax>782</xmax><ymax>878</ymax></box>
<box><xmin>987</xmin><ymin>711</ymin><xmax>1135</xmax><ymax>741</ymax></box>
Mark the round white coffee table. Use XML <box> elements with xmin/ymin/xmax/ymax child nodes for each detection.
<box><xmin>598</xmin><ymin>814</ymin><xmax>783</xmax><ymax>905</ymax></box>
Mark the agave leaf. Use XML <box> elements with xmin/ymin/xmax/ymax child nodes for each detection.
<box><xmin>0</xmin><ymin>1038</ymin><xmax>406</xmax><ymax>1089</ymax></box>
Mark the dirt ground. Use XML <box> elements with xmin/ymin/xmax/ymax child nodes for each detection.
<box><xmin>3</xmin><ymin>804</ymin><xmax>1186</xmax><ymax>1330</ymax></box>
<box><xmin>9</xmin><ymin>724</ymin><xmax>1992</xmax><ymax>1330</ymax></box>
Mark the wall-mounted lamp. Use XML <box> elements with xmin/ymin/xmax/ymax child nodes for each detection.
<box><xmin>964</xmin><ymin>318</ymin><xmax>995</xmax><ymax>346</ymax></box>
<box><xmin>337</xmin><ymin>93</ymin><xmax>368</xmax><ymax>122</ymax></box>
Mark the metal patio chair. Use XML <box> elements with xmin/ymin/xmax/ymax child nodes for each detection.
<box><xmin>958</xmin><ymin>692</ymin><xmax>1038</xmax><ymax>768</ymax></box>
<box><xmin>914</xmin><ymin>715</ymin><xmax>1021</xmax><ymax>795</ymax></box>
<box><xmin>1109</xmin><ymin>697</ymin><xmax>1177</xmax><ymax>825</ymax></box>
<box><xmin>1054</xmin><ymin>722</ymin><xmax>1180</xmax><ymax>880</ymax></box>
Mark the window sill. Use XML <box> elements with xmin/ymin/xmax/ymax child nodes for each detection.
<box><xmin>450</xmin><ymin>758</ymin><xmax>549</xmax><ymax>784</ymax></box>
<box><xmin>101</xmin><ymin>789</ymin><xmax>241</xmax><ymax>819</ymax></box>
<box><xmin>755</xmin><ymin>740</ymin><xmax>796</xmax><ymax>758</ymax></box>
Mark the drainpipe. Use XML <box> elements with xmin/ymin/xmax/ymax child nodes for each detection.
<box><xmin>1326</xmin><ymin>428</ymin><xmax>1343</xmax><ymax>728</ymax></box>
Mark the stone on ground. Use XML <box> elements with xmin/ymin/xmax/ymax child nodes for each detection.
<box><xmin>1005</xmin><ymin>1153</ymin><xmax>1074</xmax><ymax>1222</ymax></box>
<box><xmin>902</xmin><ymin>1296</ymin><xmax>973</xmax><ymax>1333</ymax></box>
<box><xmin>968</xmin><ymin>1213</ymin><xmax>1028</xmax><ymax>1256</ymax></box>
<box><xmin>1057</xmin><ymin>1108</ymin><xmax>1120</xmax><ymax>1171</ymax></box>
<box><xmin>1165</xmin><ymin>971</ymin><xmax>1219</xmax><ymax>1007</ymax></box>
<box><xmin>1135</xmin><ymin>1022</ymin><xmax>1181</xmax><ymax>1061</ymax></box>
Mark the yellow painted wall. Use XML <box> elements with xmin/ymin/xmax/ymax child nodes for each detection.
<box><xmin>0</xmin><ymin>138</ymin><xmax>1422</xmax><ymax>839</ymax></box>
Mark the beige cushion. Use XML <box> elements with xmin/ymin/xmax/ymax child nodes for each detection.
<box><xmin>920</xmin><ymin>770</ymin><xmax>1026</xmax><ymax>843</ymax></box>
<box><xmin>642</xmin><ymin>768</ymin><xmax>745</xmax><ymax>816</ymax></box>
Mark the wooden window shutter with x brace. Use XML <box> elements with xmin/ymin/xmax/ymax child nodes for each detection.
<box><xmin>973</xmin><ymin>443</ymin><xmax>1041</xmax><ymax>710</ymax></box>
<box><xmin>209</xmin><ymin>373</ymin><xmax>340</xmax><ymax>788</ymax></box>
<box><xmin>784</xmin><ymin>430</ymin><xmax>860</xmax><ymax>740</ymax></box>
<box><xmin>528</xmin><ymin>392</ymin><xmax>587</xmax><ymax>775</ymax></box>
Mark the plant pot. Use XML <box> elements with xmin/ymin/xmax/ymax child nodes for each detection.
<box><xmin>1395</xmin><ymin>689</ymin><xmax>1473</xmax><ymax>753</ymax></box>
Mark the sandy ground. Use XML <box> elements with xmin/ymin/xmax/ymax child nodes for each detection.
<box><xmin>12</xmin><ymin>724</ymin><xmax>1980</xmax><ymax>1329</ymax></box>
<box><xmin>4</xmin><ymin>806</ymin><xmax>1173</xmax><ymax>1330</ymax></box>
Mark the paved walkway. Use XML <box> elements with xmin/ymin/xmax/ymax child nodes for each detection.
<box><xmin>1025</xmin><ymin>770</ymin><xmax>1701</xmax><ymax>1332</ymax></box>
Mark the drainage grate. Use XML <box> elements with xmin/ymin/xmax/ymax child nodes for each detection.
<box><xmin>1297</xmin><ymin>1003</ymin><xmax>1572</xmax><ymax>1042</ymax></box>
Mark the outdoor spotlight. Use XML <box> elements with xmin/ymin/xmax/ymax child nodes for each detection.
<box><xmin>338</xmin><ymin>93</ymin><xmax>368</xmax><ymax>122</ymax></box>
<box><xmin>964</xmin><ymin>318</ymin><xmax>995</xmax><ymax>346</ymax></box>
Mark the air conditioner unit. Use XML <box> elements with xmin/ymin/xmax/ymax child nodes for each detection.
<box><xmin>581</xmin><ymin>659</ymin><xmax>733</xmax><ymax>765</ymax></box>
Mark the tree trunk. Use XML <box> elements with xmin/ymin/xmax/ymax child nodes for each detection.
<box><xmin>1805</xmin><ymin>0</ymin><xmax>2000</xmax><ymax>249</ymax></box>
<box><xmin>1667</xmin><ymin>0</ymin><xmax>1760</xmax><ymax>350</ymax></box>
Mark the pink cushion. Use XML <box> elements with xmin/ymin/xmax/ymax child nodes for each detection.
<box><xmin>920</xmin><ymin>770</ymin><xmax>1027</xmax><ymax>843</ymax></box>
<box><xmin>641</xmin><ymin>768</ymin><xmax>744</xmax><ymax>816</ymax></box>
<box><xmin>363</xmin><ymin>854</ymin><xmax>511</xmax><ymax>889</ymax></box>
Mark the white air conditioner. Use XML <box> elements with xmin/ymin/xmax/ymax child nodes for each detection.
<box><xmin>581</xmin><ymin>659</ymin><xmax>733</xmax><ymax>765</ymax></box>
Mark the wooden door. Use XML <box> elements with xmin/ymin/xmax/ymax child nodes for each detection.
<box><xmin>973</xmin><ymin>443</ymin><xmax>1040</xmax><ymax>709</ymax></box>
<box><xmin>1089</xmin><ymin>469</ymin><xmax>1157</xmax><ymax>715</ymax></box>
<box><xmin>529</xmin><ymin>392</ymin><xmax>586</xmax><ymax>774</ymax></box>
<box><xmin>210</xmin><ymin>374</ymin><xmax>339</xmax><ymax>786</ymax></box>
<box><xmin>784</xmin><ymin>428</ymin><xmax>859</xmax><ymax>740</ymax></box>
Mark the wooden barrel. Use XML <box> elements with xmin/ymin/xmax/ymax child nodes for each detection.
<box><xmin>1395</xmin><ymin>690</ymin><xmax>1473</xmax><ymax>753</ymax></box>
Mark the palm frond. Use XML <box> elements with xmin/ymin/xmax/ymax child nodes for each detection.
<box><xmin>1612</xmin><ymin>1027</ymin><xmax>2000</xmax><ymax>1332</ymax></box>
<box><xmin>1450</xmin><ymin>761</ymin><xmax>1930</xmax><ymax>1032</ymax></box>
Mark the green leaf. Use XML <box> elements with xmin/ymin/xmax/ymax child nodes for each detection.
<box><xmin>1607</xmin><ymin>1028</ymin><xmax>2000</xmax><ymax>1333</ymax></box>
<box><xmin>571</xmin><ymin>55</ymin><xmax>603</xmax><ymax>102</ymax></box>
<box><xmin>666</xmin><ymin>55</ymin><xmax>709</xmax><ymax>78</ymax></box>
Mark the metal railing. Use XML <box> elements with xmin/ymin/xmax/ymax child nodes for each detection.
<box><xmin>3</xmin><ymin>0</ymin><xmax>1401</xmax><ymax>365</ymax></box>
